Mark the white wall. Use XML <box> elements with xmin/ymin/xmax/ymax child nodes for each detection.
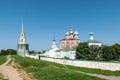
<box><xmin>25</xmin><ymin>54</ymin><xmax>39</xmax><ymax>59</ymax></box>
<box><xmin>25</xmin><ymin>54</ymin><xmax>120</xmax><ymax>71</ymax></box>
<box><xmin>41</xmin><ymin>57</ymin><xmax>120</xmax><ymax>71</ymax></box>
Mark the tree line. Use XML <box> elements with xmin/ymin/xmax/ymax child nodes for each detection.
<box><xmin>76</xmin><ymin>42</ymin><xmax>120</xmax><ymax>61</ymax></box>
<box><xmin>0</xmin><ymin>49</ymin><xmax>43</xmax><ymax>56</ymax></box>
<box><xmin>0</xmin><ymin>49</ymin><xmax>17</xmax><ymax>55</ymax></box>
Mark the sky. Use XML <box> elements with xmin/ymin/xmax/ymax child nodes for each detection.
<box><xmin>0</xmin><ymin>0</ymin><xmax>120</xmax><ymax>51</ymax></box>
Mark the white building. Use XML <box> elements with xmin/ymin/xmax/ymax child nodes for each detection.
<box><xmin>88</xmin><ymin>32</ymin><xmax>103</xmax><ymax>47</ymax></box>
<box><xmin>44</xmin><ymin>39</ymin><xmax>76</xmax><ymax>59</ymax></box>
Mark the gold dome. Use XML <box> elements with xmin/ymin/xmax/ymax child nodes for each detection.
<box><xmin>69</xmin><ymin>29</ymin><xmax>74</xmax><ymax>34</ymax></box>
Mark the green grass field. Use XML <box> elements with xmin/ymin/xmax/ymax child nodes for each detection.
<box><xmin>12</xmin><ymin>55</ymin><xmax>105</xmax><ymax>80</ymax></box>
<box><xmin>0</xmin><ymin>55</ymin><xmax>6</xmax><ymax>65</ymax></box>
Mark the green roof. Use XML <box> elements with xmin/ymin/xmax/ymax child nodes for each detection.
<box><xmin>88</xmin><ymin>40</ymin><xmax>102</xmax><ymax>43</ymax></box>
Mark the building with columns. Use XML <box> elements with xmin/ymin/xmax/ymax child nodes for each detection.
<box><xmin>60</xmin><ymin>29</ymin><xmax>80</xmax><ymax>49</ymax></box>
<box><xmin>17</xmin><ymin>21</ymin><xmax>29</xmax><ymax>57</ymax></box>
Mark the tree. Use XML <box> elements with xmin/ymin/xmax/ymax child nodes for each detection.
<box><xmin>38</xmin><ymin>52</ymin><xmax>42</xmax><ymax>54</ymax></box>
<box><xmin>29</xmin><ymin>50</ymin><xmax>35</xmax><ymax>54</ymax></box>
<box><xmin>0</xmin><ymin>49</ymin><xmax>16</xmax><ymax>55</ymax></box>
<box><xmin>0</xmin><ymin>50</ymin><xmax>7</xmax><ymax>55</ymax></box>
<box><xmin>76</xmin><ymin>42</ymin><xmax>90</xmax><ymax>59</ymax></box>
<box><xmin>6</xmin><ymin>49</ymin><xmax>17</xmax><ymax>55</ymax></box>
<box><xmin>102</xmin><ymin>46</ymin><xmax>117</xmax><ymax>61</ymax></box>
<box><xmin>76</xmin><ymin>42</ymin><xmax>120</xmax><ymax>61</ymax></box>
<box><xmin>76</xmin><ymin>42</ymin><xmax>103</xmax><ymax>60</ymax></box>
<box><xmin>42</xmin><ymin>50</ymin><xmax>46</xmax><ymax>53</ymax></box>
<box><xmin>112</xmin><ymin>43</ymin><xmax>120</xmax><ymax>59</ymax></box>
<box><xmin>89</xmin><ymin>45</ymin><xmax>103</xmax><ymax>60</ymax></box>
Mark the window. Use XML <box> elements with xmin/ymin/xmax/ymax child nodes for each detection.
<box><xmin>21</xmin><ymin>39</ymin><xmax>23</xmax><ymax>42</ymax></box>
<box><xmin>22</xmin><ymin>34</ymin><xmax>24</xmax><ymax>36</ymax></box>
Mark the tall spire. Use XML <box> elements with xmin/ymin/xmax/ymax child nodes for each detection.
<box><xmin>53</xmin><ymin>36</ymin><xmax>55</xmax><ymax>41</ymax></box>
<box><xmin>22</xmin><ymin>20</ymin><xmax>24</xmax><ymax>32</ymax></box>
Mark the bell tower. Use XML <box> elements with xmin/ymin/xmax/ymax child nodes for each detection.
<box><xmin>51</xmin><ymin>38</ymin><xmax>57</xmax><ymax>49</ymax></box>
<box><xmin>90</xmin><ymin>32</ymin><xmax>94</xmax><ymax>41</ymax></box>
<box><xmin>17</xmin><ymin>20</ymin><xmax>29</xmax><ymax>57</ymax></box>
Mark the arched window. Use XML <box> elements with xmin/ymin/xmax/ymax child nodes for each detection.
<box><xmin>21</xmin><ymin>39</ymin><xmax>23</xmax><ymax>42</ymax></box>
<box><xmin>22</xmin><ymin>34</ymin><xmax>24</xmax><ymax>36</ymax></box>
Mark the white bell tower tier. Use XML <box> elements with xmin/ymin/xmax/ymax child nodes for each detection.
<box><xmin>90</xmin><ymin>32</ymin><xmax>94</xmax><ymax>40</ymax></box>
<box><xmin>19</xmin><ymin>20</ymin><xmax>26</xmax><ymax>44</ymax></box>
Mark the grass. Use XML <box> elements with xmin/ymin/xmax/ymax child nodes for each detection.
<box><xmin>67</xmin><ymin>65</ymin><xmax>120</xmax><ymax>76</ymax></box>
<box><xmin>0</xmin><ymin>55</ymin><xmax>6</xmax><ymax>65</ymax></box>
<box><xmin>40</xmin><ymin>58</ymin><xmax>120</xmax><ymax>76</ymax></box>
<box><xmin>12</xmin><ymin>55</ymin><xmax>105</xmax><ymax>80</ymax></box>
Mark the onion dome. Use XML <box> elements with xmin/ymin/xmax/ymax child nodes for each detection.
<box><xmin>69</xmin><ymin>29</ymin><xmax>74</xmax><ymax>35</ymax></box>
<box><xmin>74</xmin><ymin>31</ymin><xmax>78</xmax><ymax>35</ymax></box>
<box><xmin>90</xmin><ymin>32</ymin><xmax>93</xmax><ymax>35</ymax></box>
<box><xmin>65</xmin><ymin>32</ymin><xmax>69</xmax><ymax>36</ymax></box>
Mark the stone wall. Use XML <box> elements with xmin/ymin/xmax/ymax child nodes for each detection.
<box><xmin>25</xmin><ymin>54</ymin><xmax>120</xmax><ymax>71</ymax></box>
<box><xmin>41</xmin><ymin>57</ymin><xmax>120</xmax><ymax>71</ymax></box>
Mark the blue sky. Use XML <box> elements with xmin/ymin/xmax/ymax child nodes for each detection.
<box><xmin>0</xmin><ymin>0</ymin><xmax>120</xmax><ymax>51</ymax></box>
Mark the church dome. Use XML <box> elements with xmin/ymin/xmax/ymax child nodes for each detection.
<box><xmin>65</xmin><ymin>32</ymin><xmax>69</xmax><ymax>35</ymax></box>
<box><xmin>90</xmin><ymin>32</ymin><xmax>93</xmax><ymax>35</ymax></box>
<box><xmin>74</xmin><ymin>31</ymin><xmax>78</xmax><ymax>35</ymax></box>
<box><xmin>69</xmin><ymin>29</ymin><xmax>74</xmax><ymax>35</ymax></box>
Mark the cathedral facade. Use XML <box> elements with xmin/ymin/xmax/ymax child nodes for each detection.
<box><xmin>17</xmin><ymin>21</ymin><xmax>29</xmax><ymax>57</ymax></box>
<box><xmin>60</xmin><ymin>29</ymin><xmax>80</xmax><ymax>49</ymax></box>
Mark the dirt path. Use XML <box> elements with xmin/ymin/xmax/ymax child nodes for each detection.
<box><xmin>0</xmin><ymin>55</ymin><xmax>23</xmax><ymax>80</ymax></box>
<box><xmin>75</xmin><ymin>71</ymin><xmax>120</xmax><ymax>80</ymax></box>
<box><xmin>0</xmin><ymin>55</ymin><xmax>35</xmax><ymax>80</ymax></box>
